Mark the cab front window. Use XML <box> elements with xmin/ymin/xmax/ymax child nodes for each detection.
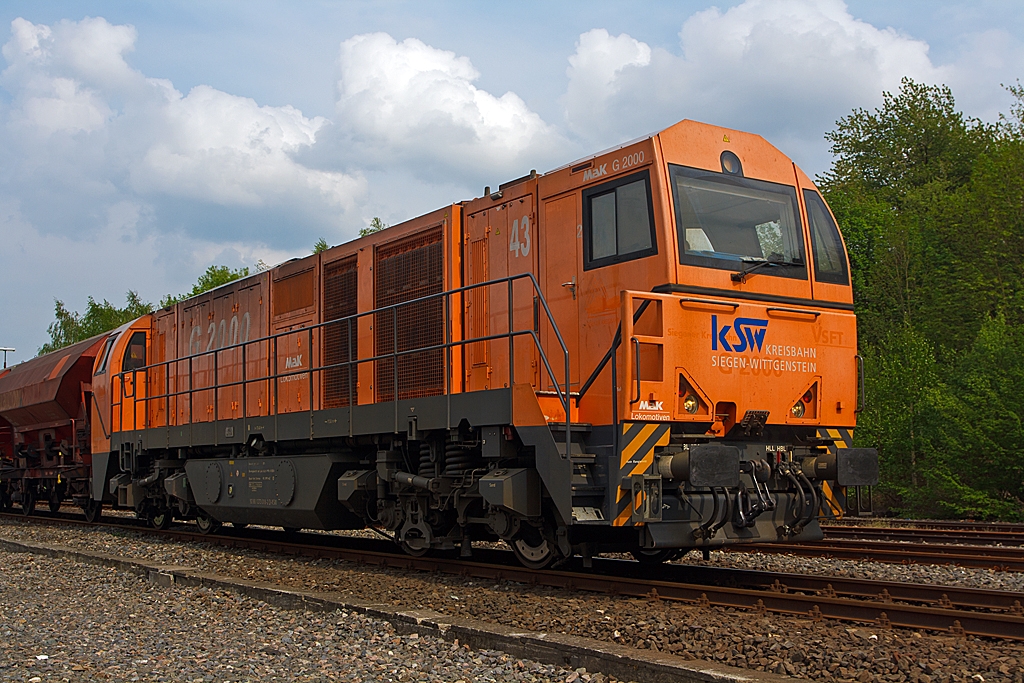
<box><xmin>670</xmin><ymin>164</ymin><xmax>807</xmax><ymax>280</ymax></box>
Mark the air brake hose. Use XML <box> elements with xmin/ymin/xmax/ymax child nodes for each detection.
<box><xmin>796</xmin><ymin>470</ymin><xmax>819</xmax><ymax>529</ymax></box>
<box><xmin>709</xmin><ymin>487</ymin><xmax>733</xmax><ymax>537</ymax></box>
<box><xmin>694</xmin><ymin>487</ymin><xmax>720</xmax><ymax>540</ymax></box>
<box><xmin>783</xmin><ymin>467</ymin><xmax>806</xmax><ymax>531</ymax></box>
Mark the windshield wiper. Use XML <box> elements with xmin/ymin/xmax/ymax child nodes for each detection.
<box><xmin>731</xmin><ymin>256</ymin><xmax>802</xmax><ymax>283</ymax></box>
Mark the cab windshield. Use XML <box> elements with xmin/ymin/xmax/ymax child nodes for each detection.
<box><xmin>670</xmin><ymin>164</ymin><xmax>807</xmax><ymax>280</ymax></box>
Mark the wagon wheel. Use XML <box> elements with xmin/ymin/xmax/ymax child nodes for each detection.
<box><xmin>48</xmin><ymin>489</ymin><xmax>62</xmax><ymax>513</ymax></box>
<box><xmin>630</xmin><ymin>548</ymin><xmax>683</xmax><ymax>566</ymax></box>
<box><xmin>230</xmin><ymin>522</ymin><xmax>249</xmax><ymax>529</ymax></box>
<box><xmin>21</xmin><ymin>490</ymin><xmax>36</xmax><ymax>517</ymax></box>
<box><xmin>150</xmin><ymin>510</ymin><xmax>173</xmax><ymax>530</ymax></box>
<box><xmin>0</xmin><ymin>490</ymin><xmax>11</xmax><ymax>512</ymax></box>
<box><xmin>195</xmin><ymin>511</ymin><xmax>220</xmax><ymax>535</ymax></box>
<box><xmin>82</xmin><ymin>500</ymin><xmax>102</xmax><ymax>524</ymax></box>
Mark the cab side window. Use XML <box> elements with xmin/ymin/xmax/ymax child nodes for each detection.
<box><xmin>122</xmin><ymin>332</ymin><xmax>147</xmax><ymax>372</ymax></box>
<box><xmin>94</xmin><ymin>334</ymin><xmax>119</xmax><ymax>375</ymax></box>
<box><xmin>803</xmin><ymin>190</ymin><xmax>850</xmax><ymax>286</ymax></box>
<box><xmin>583</xmin><ymin>170</ymin><xmax>657</xmax><ymax>270</ymax></box>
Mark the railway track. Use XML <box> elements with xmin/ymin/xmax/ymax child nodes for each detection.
<box><xmin>731</xmin><ymin>537</ymin><xmax>1024</xmax><ymax>571</ymax></box>
<box><xmin>823</xmin><ymin>524</ymin><xmax>1024</xmax><ymax>547</ymax></box>
<box><xmin>827</xmin><ymin>519</ymin><xmax>1024</xmax><ymax>534</ymax></box>
<box><xmin>2</xmin><ymin>511</ymin><xmax>1023</xmax><ymax>641</ymax></box>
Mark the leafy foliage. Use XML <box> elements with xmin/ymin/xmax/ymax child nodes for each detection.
<box><xmin>159</xmin><ymin>265</ymin><xmax>250</xmax><ymax>308</ymax></box>
<box><xmin>359</xmin><ymin>216</ymin><xmax>388</xmax><ymax>237</ymax></box>
<box><xmin>823</xmin><ymin>78</ymin><xmax>1024</xmax><ymax>519</ymax></box>
<box><xmin>313</xmin><ymin>238</ymin><xmax>329</xmax><ymax>254</ymax></box>
<box><xmin>39</xmin><ymin>291</ymin><xmax>152</xmax><ymax>355</ymax></box>
<box><xmin>41</xmin><ymin>265</ymin><xmax>251</xmax><ymax>355</ymax></box>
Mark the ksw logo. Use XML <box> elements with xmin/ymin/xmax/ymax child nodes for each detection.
<box><xmin>284</xmin><ymin>354</ymin><xmax>304</xmax><ymax>369</ymax></box>
<box><xmin>711</xmin><ymin>315</ymin><xmax>768</xmax><ymax>353</ymax></box>
<box><xmin>637</xmin><ymin>400</ymin><xmax>664</xmax><ymax>411</ymax></box>
<box><xmin>582</xmin><ymin>164</ymin><xmax>608</xmax><ymax>181</ymax></box>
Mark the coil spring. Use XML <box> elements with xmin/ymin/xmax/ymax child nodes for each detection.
<box><xmin>417</xmin><ymin>442</ymin><xmax>434</xmax><ymax>477</ymax></box>
<box><xmin>443</xmin><ymin>444</ymin><xmax>476</xmax><ymax>476</ymax></box>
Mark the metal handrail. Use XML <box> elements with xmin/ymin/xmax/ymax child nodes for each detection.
<box><xmin>112</xmin><ymin>272</ymin><xmax>571</xmax><ymax>457</ymax></box>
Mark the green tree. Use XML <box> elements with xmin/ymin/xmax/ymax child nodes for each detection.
<box><xmin>359</xmin><ymin>216</ymin><xmax>388</xmax><ymax>237</ymax></box>
<box><xmin>313</xmin><ymin>238</ymin><xmax>329</xmax><ymax>254</ymax></box>
<box><xmin>39</xmin><ymin>291</ymin><xmax>153</xmax><ymax>355</ymax></box>
<box><xmin>160</xmin><ymin>265</ymin><xmax>250</xmax><ymax>307</ymax></box>
<box><xmin>821</xmin><ymin>78</ymin><xmax>995</xmax><ymax>351</ymax></box>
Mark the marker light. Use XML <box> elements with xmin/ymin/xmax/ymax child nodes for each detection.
<box><xmin>720</xmin><ymin>150</ymin><xmax>743</xmax><ymax>176</ymax></box>
<box><xmin>683</xmin><ymin>394</ymin><xmax>700</xmax><ymax>414</ymax></box>
<box><xmin>790</xmin><ymin>401</ymin><xmax>805</xmax><ymax>418</ymax></box>
<box><xmin>802</xmin><ymin>390</ymin><xmax>813</xmax><ymax>404</ymax></box>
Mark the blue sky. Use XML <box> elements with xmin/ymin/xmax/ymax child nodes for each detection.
<box><xmin>1</xmin><ymin>1</ymin><xmax>1022</xmax><ymax>364</ymax></box>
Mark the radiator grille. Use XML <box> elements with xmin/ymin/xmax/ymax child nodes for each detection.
<box><xmin>323</xmin><ymin>256</ymin><xmax>359</xmax><ymax>408</ymax></box>
<box><xmin>375</xmin><ymin>228</ymin><xmax>445</xmax><ymax>402</ymax></box>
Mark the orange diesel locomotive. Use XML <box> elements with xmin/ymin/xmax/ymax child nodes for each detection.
<box><xmin>0</xmin><ymin>119</ymin><xmax>877</xmax><ymax>568</ymax></box>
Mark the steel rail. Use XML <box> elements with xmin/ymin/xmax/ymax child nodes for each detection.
<box><xmin>823</xmin><ymin>525</ymin><xmax>1024</xmax><ymax>547</ymax></box>
<box><xmin>2</xmin><ymin>512</ymin><xmax>1023</xmax><ymax>641</ymax></box>
<box><xmin>825</xmin><ymin>520</ymin><xmax>1024</xmax><ymax>534</ymax></box>
<box><xmin>728</xmin><ymin>539</ymin><xmax>1024</xmax><ymax>571</ymax></box>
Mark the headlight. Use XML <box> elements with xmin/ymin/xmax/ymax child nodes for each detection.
<box><xmin>790</xmin><ymin>401</ymin><xmax>805</xmax><ymax>418</ymax></box>
<box><xmin>683</xmin><ymin>394</ymin><xmax>700</xmax><ymax>414</ymax></box>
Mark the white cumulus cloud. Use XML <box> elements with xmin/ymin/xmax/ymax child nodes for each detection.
<box><xmin>335</xmin><ymin>32</ymin><xmax>569</xmax><ymax>180</ymax></box>
<box><xmin>563</xmin><ymin>0</ymin><xmax>949</xmax><ymax>169</ymax></box>
<box><xmin>0</xmin><ymin>16</ymin><xmax>364</xmax><ymax>235</ymax></box>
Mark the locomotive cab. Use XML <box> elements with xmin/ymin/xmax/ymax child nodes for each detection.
<box><xmin>542</xmin><ymin>120</ymin><xmax>876</xmax><ymax>557</ymax></box>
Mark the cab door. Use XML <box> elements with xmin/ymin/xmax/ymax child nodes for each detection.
<box><xmin>114</xmin><ymin>328</ymin><xmax>149</xmax><ymax>433</ymax></box>
<box><xmin>540</xmin><ymin>194</ymin><xmax>581</xmax><ymax>393</ymax></box>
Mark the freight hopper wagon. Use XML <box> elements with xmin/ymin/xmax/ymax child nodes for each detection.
<box><xmin>0</xmin><ymin>335</ymin><xmax>108</xmax><ymax>516</ymax></box>
<box><xmin>0</xmin><ymin>119</ymin><xmax>878</xmax><ymax>568</ymax></box>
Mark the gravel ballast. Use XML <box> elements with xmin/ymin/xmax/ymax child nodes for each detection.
<box><xmin>1</xmin><ymin>517</ymin><xmax>1022</xmax><ymax>682</ymax></box>
<box><xmin>0</xmin><ymin>549</ymin><xmax>612</xmax><ymax>683</ymax></box>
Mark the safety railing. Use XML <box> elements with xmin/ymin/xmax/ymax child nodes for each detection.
<box><xmin>112</xmin><ymin>272</ymin><xmax>571</xmax><ymax>458</ymax></box>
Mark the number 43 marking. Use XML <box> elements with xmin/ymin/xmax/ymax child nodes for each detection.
<box><xmin>509</xmin><ymin>216</ymin><xmax>531</xmax><ymax>257</ymax></box>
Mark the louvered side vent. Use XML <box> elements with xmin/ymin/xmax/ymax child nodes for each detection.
<box><xmin>374</xmin><ymin>228</ymin><xmax>444</xmax><ymax>402</ymax></box>
<box><xmin>323</xmin><ymin>256</ymin><xmax>358</xmax><ymax>408</ymax></box>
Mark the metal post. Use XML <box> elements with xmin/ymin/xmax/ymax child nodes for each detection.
<box><xmin>241</xmin><ymin>341</ymin><xmax>247</xmax><ymax>421</ymax></box>
<box><xmin>508</xmin><ymin>280</ymin><xmax>514</xmax><ymax>387</ymax></box>
<box><xmin>308</xmin><ymin>326</ymin><xmax>314</xmax><ymax>438</ymax></box>
<box><xmin>0</xmin><ymin>347</ymin><xmax>13</xmax><ymax>369</ymax></box>
<box><xmin>393</xmin><ymin>305</ymin><xmax>399</xmax><ymax>433</ymax></box>
<box><xmin>347</xmin><ymin>317</ymin><xmax>354</xmax><ymax>437</ymax></box>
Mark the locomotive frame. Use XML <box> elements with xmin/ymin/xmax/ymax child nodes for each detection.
<box><xmin>0</xmin><ymin>118</ymin><xmax>878</xmax><ymax>568</ymax></box>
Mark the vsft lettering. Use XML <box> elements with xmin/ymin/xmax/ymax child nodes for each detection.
<box><xmin>711</xmin><ymin>315</ymin><xmax>768</xmax><ymax>353</ymax></box>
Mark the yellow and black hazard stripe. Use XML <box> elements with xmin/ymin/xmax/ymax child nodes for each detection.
<box><xmin>612</xmin><ymin>422</ymin><xmax>670</xmax><ymax>526</ymax></box>
<box><xmin>817</xmin><ymin>427</ymin><xmax>853</xmax><ymax>519</ymax></box>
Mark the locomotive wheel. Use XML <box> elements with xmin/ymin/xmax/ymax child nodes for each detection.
<box><xmin>82</xmin><ymin>500</ymin><xmax>102</xmax><ymax>523</ymax></box>
<box><xmin>281</xmin><ymin>527</ymin><xmax>301</xmax><ymax>535</ymax></box>
<box><xmin>21</xmin><ymin>491</ymin><xmax>36</xmax><ymax>517</ymax></box>
<box><xmin>196</xmin><ymin>511</ymin><xmax>220</xmax><ymax>535</ymax></box>
<box><xmin>150</xmin><ymin>510</ymin><xmax>173</xmax><ymax>530</ymax></box>
<box><xmin>398</xmin><ymin>529</ymin><xmax>430</xmax><ymax>557</ymax></box>
<box><xmin>230</xmin><ymin>522</ymin><xmax>249</xmax><ymax>529</ymax></box>
<box><xmin>631</xmin><ymin>548</ymin><xmax>681</xmax><ymax>565</ymax></box>
<box><xmin>509</xmin><ymin>526</ymin><xmax>556</xmax><ymax>569</ymax></box>
<box><xmin>48</xmin><ymin>490</ymin><xmax>62</xmax><ymax>513</ymax></box>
